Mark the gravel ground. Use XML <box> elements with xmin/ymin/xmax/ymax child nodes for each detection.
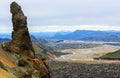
<box><xmin>49</xmin><ymin>61</ymin><xmax>120</xmax><ymax>78</ymax></box>
<box><xmin>55</xmin><ymin>45</ymin><xmax>120</xmax><ymax>62</ymax></box>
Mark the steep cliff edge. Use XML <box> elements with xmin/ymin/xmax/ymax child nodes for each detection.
<box><xmin>0</xmin><ymin>2</ymin><xmax>52</xmax><ymax>78</ymax></box>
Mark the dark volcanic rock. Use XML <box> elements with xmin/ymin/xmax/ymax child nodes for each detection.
<box><xmin>10</xmin><ymin>2</ymin><xmax>34</xmax><ymax>58</ymax></box>
<box><xmin>49</xmin><ymin>61</ymin><xmax>120</xmax><ymax>78</ymax></box>
<box><xmin>0</xmin><ymin>2</ymin><xmax>52</xmax><ymax>78</ymax></box>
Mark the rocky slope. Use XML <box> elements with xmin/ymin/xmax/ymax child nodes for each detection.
<box><xmin>50</xmin><ymin>61</ymin><xmax>120</xmax><ymax>78</ymax></box>
<box><xmin>0</xmin><ymin>2</ymin><xmax>52</xmax><ymax>78</ymax></box>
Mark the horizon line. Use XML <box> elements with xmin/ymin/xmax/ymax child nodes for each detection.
<box><xmin>0</xmin><ymin>25</ymin><xmax>120</xmax><ymax>33</ymax></box>
<box><xmin>0</xmin><ymin>29</ymin><xmax>120</xmax><ymax>33</ymax></box>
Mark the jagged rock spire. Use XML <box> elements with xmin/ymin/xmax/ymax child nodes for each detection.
<box><xmin>0</xmin><ymin>2</ymin><xmax>52</xmax><ymax>78</ymax></box>
<box><xmin>10</xmin><ymin>2</ymin><xmax>34</xmax><ymax>58</ymax></box>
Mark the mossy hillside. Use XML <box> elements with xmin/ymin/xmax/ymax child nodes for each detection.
<box><xmin>99</xmin><ymin>50</ymin><xmax>120</xmax><ymax>59</ymax></box>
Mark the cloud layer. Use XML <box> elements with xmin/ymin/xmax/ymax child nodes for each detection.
<box><xmin>0</xmin><ymin>0</ymin><xmax>120</xmax><ymax>32</ymax></box>
<box><xmin>29</xmin><ymin>25</ymin><xmax>120</xmax><ymax>32</ymax></box>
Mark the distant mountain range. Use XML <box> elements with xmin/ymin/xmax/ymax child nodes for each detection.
<box><xmin>30</xmin><ymin>31</ymin><xmax>70</xmax><ymax>39</ymax></box>
<box><xmin>0</xmin><ymin>33</ymin><xmax>11</xmax><ymax>39</ymax></box>
<box><xmin>51</xmin><ymin>30</ymin><xmax>120</xmax><ymax>42</ymax></box>
<box><xmin>0</xmin><ymin>30</ymin><xmax>120</xmax><ymax>42</ymax></box>
<box><xmin>0</xmin><ymin>33</ymin><xmax>11</xmax><ymax>44</ymax></box>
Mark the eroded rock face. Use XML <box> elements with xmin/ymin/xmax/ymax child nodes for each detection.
<box><xmin>10</xmin><ymin>2</ymin><xmax>35</xmax><ymax>59</ymax></box>
<box><xmin>0</xmin><ymin>2</ymin><xmax>52</xmax><ymax>78</ymax></box>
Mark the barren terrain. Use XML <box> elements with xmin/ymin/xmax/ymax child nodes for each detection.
<box><xmin>50</xmin><ymin>44</ymin><xmax>120</xmax><ymax>77</ymax></box>
<box><xmin>55</xmin><ymin>44</ymin><xmax>120</xmax><ymax>63</ymax></box>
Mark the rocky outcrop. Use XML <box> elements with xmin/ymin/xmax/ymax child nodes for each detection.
<box><xmin>0</xmin><ymin>2</ymin><xmax>52</xmax><ymax>78</ymax></box>
<box><xmin>10</xmin><ymin>2</ymin><xmax>34</xmax><ymax>59</ymax></box>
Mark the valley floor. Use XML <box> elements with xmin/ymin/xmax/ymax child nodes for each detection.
<box><xmin>55</xmin><ymin>45</ymin><xmax>120</xmax><ymax>63</ymax></box>
<box><xmin>50</xmin><ymin>43</ymin><xmax>120</xmax><ymax>78</ymax></box>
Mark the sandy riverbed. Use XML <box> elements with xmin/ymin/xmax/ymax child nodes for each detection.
<box><xmin>55</xmin><ymin>45</ymin><xmax>120</xmax><ymax>63</ymax></box>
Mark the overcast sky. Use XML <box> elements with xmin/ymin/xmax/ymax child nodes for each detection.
<box><xmin>0</xmin><ymin>0</ymin><xmax>120</xmax><ymax>32</ymax></box>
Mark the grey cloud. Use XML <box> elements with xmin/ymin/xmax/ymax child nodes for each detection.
<box><xmin>1</xmin><ymin>0</ymin><xmax>120</xmax><ymax>27</ymax></box>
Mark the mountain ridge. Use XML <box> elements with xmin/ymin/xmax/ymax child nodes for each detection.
<box><xmin>51</xmin><ymin>30</ymin><xmax>120</xmax><ymax>42</ymax></box>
